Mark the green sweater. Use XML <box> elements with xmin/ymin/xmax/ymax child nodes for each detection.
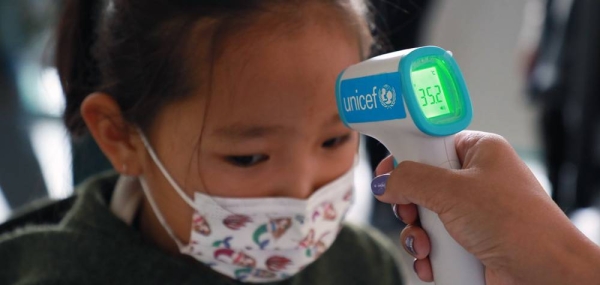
<box><xmin>0</xmin><ymin>172</ymin><xmax>405</xmax><ymax>285</ymax></box>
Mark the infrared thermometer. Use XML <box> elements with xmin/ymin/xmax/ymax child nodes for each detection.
<box><xmin>336</xmin><ymin>46</ymin><xmax>484</xmax><ymax>285</ymax></box>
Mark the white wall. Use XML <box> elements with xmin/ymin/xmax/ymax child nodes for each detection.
<box><xmin>423</xmin><ymin>0</ymin><xmax>540</xmax><ymax>150</ymax></box>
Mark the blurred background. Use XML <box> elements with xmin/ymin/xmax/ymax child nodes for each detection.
<box><xmin>0</xmin><ymin>0</ymin><xmax>68</xmax><ymax>221</ymax></box>
<box><xmin>1</xmin><ymin>1</ymin><xmax>599</xmax><ymax>281</ymax></box>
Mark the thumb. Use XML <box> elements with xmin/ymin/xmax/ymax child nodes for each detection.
<box><xmin>372</xmin><ymin>130</ymin><xmax>502</xmax><ymax>214</ymax></box>
<box><xmin>454</xmin><ymin>130</ymin><xmax>512</xmax><ymax>168</ymax></box>
<box><xmin>374</xmin><ymin>160</ymin><xmax>464</xmax><ymax>215</ymax></box>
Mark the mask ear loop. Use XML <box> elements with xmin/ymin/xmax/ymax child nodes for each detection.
<box><xmin>137</xmin><ymin>128</ymin><xmax>198</xmax><ymax>209</ymax></box>
<box><xmin>139</xmin><ymin>177</ymin><xmax>186</xmax><ymax>249</ymax></box>
<box><xmin>136</xmin><ymin>128</ymin><xmax>199</xmax><ymax>250</ymax></box>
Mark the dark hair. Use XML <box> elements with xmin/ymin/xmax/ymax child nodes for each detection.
<box><xmin>56</xmin><ymin>0</ymin><xmax>373</xmax><ymax>137</ymax></box>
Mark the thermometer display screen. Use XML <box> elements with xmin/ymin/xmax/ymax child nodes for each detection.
<box><xmin>399</xmin><ymin>47</ymin><xmax>471</xmax><ymax>135</ymax></box>
<box><xmin>411</xmin><ymin>67</ymin><xmax>451</xmax><ymax>119</ymax></box>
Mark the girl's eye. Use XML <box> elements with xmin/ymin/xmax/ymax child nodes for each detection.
<box><xmin>322</xmin><ymin>134</ymin><xmax>351</xmax><ymax>149</ymax></box>
<box><xmin>226</xmin><ymin>155</ymin><xmax>269</xmax><ymax>167</ymax></box>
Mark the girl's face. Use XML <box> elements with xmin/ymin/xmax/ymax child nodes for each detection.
<box><xmin>136</xmin><ymin>6</ymin><xmax>363</xmax><ymax>245</ymax></box>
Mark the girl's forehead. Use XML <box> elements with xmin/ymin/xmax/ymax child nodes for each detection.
<box><xmin>204</xmin><ymin>16</ymin><xmax>361</xmax><ymax>133</ymax></box>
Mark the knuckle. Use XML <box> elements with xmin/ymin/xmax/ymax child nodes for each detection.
<box><xmin>477</xmin><ymin>133</ymin><xmax>510</xmax><ymax>151</ymax></box>
<box><xmin>457</xmin><ymin>131</ymin><xmax>511</xmax><ymax>154</ymax></box>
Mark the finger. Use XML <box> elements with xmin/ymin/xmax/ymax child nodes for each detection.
<box><xmin>414</xmin><ymin>257</ymin><xmax>434</xmax><ymax>282</ymax></box>
<box><xmin>392</xmin><ymin>203</ymin><xmax>418</xmax><ymax>224</ymax></box>
<box><xmin>454</xmin><ymin>130</ymin><xmax>512</xmax><ymax>167</ymax></box>
<box><xmin>400</xmin><ymin>224</ymin><xmax>431</xmax><ymax>260</ymax></box>
<box><xmin>374</xmin><ymin>155</ymin><xmax>394</xmax><ymax>176</ymax></box>
<box><xmin>454</xmin><ymin>131</ymin><xmax>486</xmax><ymax>165</ymax></box>
<box><xmin>375</xmin><ymin>160</ymin><xmax>461</xmax><ymax>215</ymax></box>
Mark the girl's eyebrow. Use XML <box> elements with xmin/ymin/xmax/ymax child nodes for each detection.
<box><xmin>213</xmin><ymin>114</ymin><xmax>343</xmax><ymax>139</ymax></box>
<box><xmin>326</xmin><ymin>113</ymin><xmax>343</xmax><ymax>127</ymax></box>
<box><xmin>213</xmin><ymin>124</ymin><xmax>286</xmax><ymax>139</ymax></box>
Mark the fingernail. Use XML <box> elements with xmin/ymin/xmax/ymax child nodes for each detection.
<box><xmin>391</xmin><ymin>204</ymin><xmax>400</xmax><ymax>220</ymax></box>
<box><xmin>371</xmin><ymin>174</ymin><xmax>389</xmax><ymax>196</ymax></box>
<box><xmin>405</xmin><ymin>236</ymin><xmax>417</xmax><ymax>256</ymax></box>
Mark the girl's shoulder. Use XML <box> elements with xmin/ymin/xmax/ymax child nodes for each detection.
<box><xmin>0</xmin><ymin>171</ymin><xmax>213</xmax><ymax>285</ymax></box>
<box><xmin>285</xmin><ymin>223</ymin><xmax>405</xmax><ymax>285</ymax></box>
<box><xmin>0</xmin><ymin>170</ymin><xmax>119</xmax><ymax>241</ymax></box>
<box><xmin>0</xmin><ymin>171</ymin><xmax>140</xmax><ymax>284</ymax></box>
<box><xmin>337</xmin><ymin>222</ymin><xmax>400</xmax><ymax>255</ymax></box>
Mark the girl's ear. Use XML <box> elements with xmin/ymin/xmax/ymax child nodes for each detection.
<box><xmin>80</xmin><ymin>92</ymin><xmax>143</xmax><ymax>176</ymax></box>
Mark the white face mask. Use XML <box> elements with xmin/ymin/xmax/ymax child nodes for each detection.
<box><xmin>137</xmin><ymin>131</ymin><xmax>355</xmax><ymax>283</ymax></box>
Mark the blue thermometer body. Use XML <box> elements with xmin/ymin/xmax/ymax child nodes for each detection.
<box><xmin>336</xmin><ymin>46</ymin><xmax>484</xmax><ymax>285</ymax></box>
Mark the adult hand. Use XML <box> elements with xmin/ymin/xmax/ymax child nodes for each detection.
<box><xmin>372</xmin><ymin>131</ymin><xmax>600</xmax><ymax>285</ymax></box>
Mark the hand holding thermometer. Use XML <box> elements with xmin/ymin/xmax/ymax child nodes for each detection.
<box><xmin>335</xmin><ymin>46</ymin><xmax>485</xmax><ymax>285</ymax></box>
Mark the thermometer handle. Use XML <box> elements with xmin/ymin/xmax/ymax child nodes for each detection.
<box><xmin>388</xmin><ymin>134</ymin><xmax>485</xmax><ymax>285</ymax></box>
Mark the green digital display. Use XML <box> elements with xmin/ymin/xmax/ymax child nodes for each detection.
<box><xmin>411</xmin><ymin>67</ymin><xmax>451</xmax><ymax>119</ymax></box>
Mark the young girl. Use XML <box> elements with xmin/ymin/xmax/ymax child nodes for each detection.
<box><xmin>0</xmin><ymin>0</ymin><xmax>405</xmax><ymax>284</ymax></box>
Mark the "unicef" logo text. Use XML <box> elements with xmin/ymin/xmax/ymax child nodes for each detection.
<box><xmin>342</xmin><ymin>85</ymin><xmax>397</xmax><ymax>112</ymax></box>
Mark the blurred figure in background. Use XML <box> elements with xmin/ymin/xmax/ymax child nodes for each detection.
<box><xmin>0</xmin><ymin>0</ymin><xmax>49</xmax><ymax>209</ymax></box>
<box><xmin>0</xmin><ymin>0</ymin><xmax>110</xmax><ymax>217</ymax></box>
<box><xmin>526</xmin><ymin>0</ymin><xmax>600</xmax><ymax>215</ymax></box>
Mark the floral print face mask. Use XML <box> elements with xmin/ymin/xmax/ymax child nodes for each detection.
<box><xmin>138</xmin><ymin>130</ymin><xmax>355</xmax><ymax>283</ymax></box>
